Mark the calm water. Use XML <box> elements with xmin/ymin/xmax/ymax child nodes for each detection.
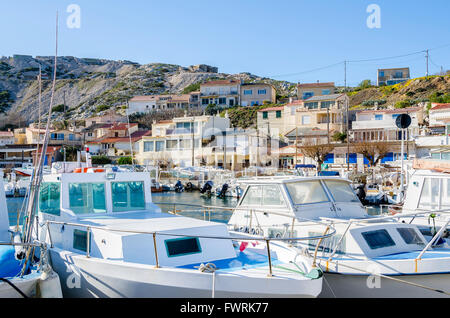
<box><xmin>6</xmin><ymin>192</ymin><xmax>239</xmax><ymax>226</ymax></box>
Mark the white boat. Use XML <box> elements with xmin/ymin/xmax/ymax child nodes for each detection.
<box><xmin>0</xmin><ymin>171</ymin><xmax>62</xmax><ymax>298</ymax></box>
<box><xmin>227</xmin><ymin>176</ymin><xmax>450</xmax><ymax>297</ymax></box>
<box><xmin>35</xmin><ymin>167</ymin><xmax>325</xmax><ymax>298</ymax></box>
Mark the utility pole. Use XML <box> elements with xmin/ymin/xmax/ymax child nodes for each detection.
<box><xmin>191</xmin><ymin>117</ymin><xmax>195</xmax><ymax>167</ymax></box>
<box><xmin>295</xmin><ymin>127</ymin><xmax>298</xmax><ymax>168</ymax></box>
<box><xmin>327</xmin><ymin>107</ymin><xmax>330</xmax><ymax>144</ymax></box>
<box><xmin>426</xmin><ymin>49</ymin><xmax>429</xmax><ymax>79</ymax></box>
<box><xmin>343</xmin><ymin>61</ymin><xmax>350</xmax><ymax>171</ymax></box>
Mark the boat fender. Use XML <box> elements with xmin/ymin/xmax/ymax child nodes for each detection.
<box><xmin>37</xmin><ymin>271</ymin><xmax>63</xmax><ymax>298</ymax></box>
<box><xmin>305</xmin><ymin>268</ymin><xmax>323</xmax><ymax>279</ymax></box>
<box><xmin>13</xmin><ymin>233</ymin><xmax>25</xmax><ymax>260</ymax></box>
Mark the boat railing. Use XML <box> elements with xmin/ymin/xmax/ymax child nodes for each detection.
<box><xmin>42</xmin><ymin>217</ymin><xmax>335</xmax><ymax>277</ymax></box>
<box><xmin>153</xmin><ymin>201</ymin><xmax>335</xmax><ymax>238</ymax></box>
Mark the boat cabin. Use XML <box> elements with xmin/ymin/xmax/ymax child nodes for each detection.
<box><xmin>228</xmin><ymin>176</ymin><xmax>367</xmax><ymax>236</ymax></box>
<box><xmin>37</xmin><ymin>170</ymin><xmax>236</xmax><ymax>267</ymax></box>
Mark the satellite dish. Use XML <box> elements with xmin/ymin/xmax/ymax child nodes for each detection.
<box><xmin>395</xmin><ymin>114</ymin><xmax>411</xmax><ymax>129</ymax></box>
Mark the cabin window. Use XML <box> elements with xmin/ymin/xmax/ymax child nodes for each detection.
<box><xmin>324</xmin><ymin>180</ymin><xmax>360</xmax><ymax>203</ymax></box>
<box><xmin>111</xmin><ymin>181</ymin><xmax>145</xmax><ymax>212</ymax></box>
<box><xmin>262</xmin><ymin>185</ymin><xmax>286</xmax><ymax>206</ymax></box>
<box><xmin>362</xmin><ymin>229</ymin><xmax>395</xmax><ymax>250</ymax></box>
<box><xmin>165</xmin><ymin>237</ymin><xmax>201</xmax><ymax>257</ymax></box>
<box><xmin>397</xmin><ymin>228</ymin><xmax>424</xmax><ymax>246</ymax></box>
<box><xmin>442</xmin><ymin>179</ymin><xmax>450</xmax><ymax>210</ymax></box>
<box><xmin>286</xmin><ymin>181</ymin><xmax>329</xmax><ymax>205</ymax></box>
<box><xmin>38</xmin><ymin>182</ymin><xmax>60</xmax><ymax>215</ymax></box>
<box><xmin>73</xmin><ymin>229</ymin><xmax>90</xmax><ymax>252</ymax></box>
<box><xmin>308</xmin><ymin>232</ymin><xmax>345</xmax><ymax>255</ymax></box>
<box><xmin>418</xmin><ymin>178</ymin><xmax>440</xmax><ymax>210</ymax></box>
<box><xmin>240</xmin><ymin>185</ymin><xmax>263</xmax><ymax>206</ymax></box>
<box><xmin>69</xmin><ymin>183</ymin><xmax>106</xmax><ymax>214</ymax></box>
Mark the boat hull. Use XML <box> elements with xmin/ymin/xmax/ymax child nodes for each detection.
<box><xmin>320</xmin><ymin>272</ymin><xmax>450</xmax><ymax>298</ymax></box>
<box><xmin>49</xmin><ymin>248</ymin><xmax>321</xmax><ymax>298</ymax></box>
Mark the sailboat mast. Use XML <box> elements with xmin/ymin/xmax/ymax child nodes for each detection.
<box><xmin>23</xmin><ymin>12</ymin><xmax>59</xmax><ymax>243</ymax></box>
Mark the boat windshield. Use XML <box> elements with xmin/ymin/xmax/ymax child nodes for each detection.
<box><xmin>285</xmin><ymin>181</ymin><xmax>329</xmax><ymax>205</ymax></box>
<box><xmin>323</xmin><ymin>180</ymin><xmax>360</xmax><ymax>203</ymax></box>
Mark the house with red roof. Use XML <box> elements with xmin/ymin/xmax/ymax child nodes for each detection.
<box><xmin>429</xmin><ymin>103</ymin><xmax>450</xmax><ymax>134</ymax></box>
<box><xmin>86</xmin><ymin>129</ymin><xmax>151</xmax><ymax>157</ymax></box>
<box><xmin>200</xmin><ymin>79</ymin><xmax>241</xmax><ymax>108</ymax></box>
<box><xmin>297</xmin><ymin>82</ymin><xmax>336</xmax><ymax>100</ymax></box>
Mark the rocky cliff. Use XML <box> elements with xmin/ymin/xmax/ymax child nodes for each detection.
<box><xmin>0</xmin><ymin>55</ymin><xmax>296</xmax><ymax>126</ymax></box>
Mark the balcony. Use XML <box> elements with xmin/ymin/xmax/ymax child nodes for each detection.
<box><xmin>352</xmin><ymin>118</ymin><xmax>418</xmax><ymax>130</ymax></box>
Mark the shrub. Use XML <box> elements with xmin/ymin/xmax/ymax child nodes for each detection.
<box><xmin>96</xmin><ymin>104</ymin><xmax>111</xmax><ymax>112</ymax></box>
<box><xmin>52</xmin><ymin>104</ymin><xmax>65</xmax><ymax>112</ymax></box>
<box><xmin>91</xmin><ymin>155</ymin><xmax>112</xmax><ymax>165</ymax></box>
<box><xmin>118</xmin><ymin>156</ymin><xmax>132</xmax><ymax>165</ymax></box>
<box><xmin>394</xmin><ymin>100</ymin><xmax>413</xmax><ymax>109</ymax></box>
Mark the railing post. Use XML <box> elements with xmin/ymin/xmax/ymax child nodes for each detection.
<box><xmin>266</xmin><ymin>239</ymin><xmax>273</xmax><ymax>277</ymax></box>
<box><xmin>86</xmin><ymin>227</ymin><xmax>91</xmax><ymax>258</ymax></box>
<box><xmin>153</xmin><ymin>232</ymin><xmax>160</xmax><ymax>268</ymax></box>
<box><xmin>313</xmin><ymin>226</ymin><xmax>330</xmax><ymax>268</ymax></box>
<box><xmin>46</xmin><ymin>222</ymin><xmax>54</xmax><ymax>248</ymax></box>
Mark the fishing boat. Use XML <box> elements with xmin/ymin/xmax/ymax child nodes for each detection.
<box><xmin>0</xmin><ymin>172</ymin><xmax>62</xmax><ymax>298</ymax></box>
<box><xmin>227</xmin><ymin>176</ymin><xmax>450</xmax><ymax>297</ymax></box>
<box><xmin>34</xmin><ymin>167</ymin><xmax>327</xmax><ymax>298</ymax></box>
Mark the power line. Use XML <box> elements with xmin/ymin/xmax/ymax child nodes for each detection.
<box><xmin>266</xmin><ymin>43</ymin><xmax>450</xmax><ymax>80</ymax></box>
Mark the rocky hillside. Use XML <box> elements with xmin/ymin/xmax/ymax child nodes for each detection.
<box><xmin>347</xmin><ymin>75</ymin><xmax>450</xmax><ymax>108</ymax></box>
<box><xmin>0</xmin><ymin>55</ymin><xmax>296</xmax><ymax>126</ymax></box>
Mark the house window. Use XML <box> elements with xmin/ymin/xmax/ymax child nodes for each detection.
<box><xmin>87</xmin><ymin>132</ymin><xmax>93</xmax><ymax>137</ymax></box>
<box><xmin>276</xmin><ymin>110</ymin><xmax>282</xmax><ymax>118</ymax></box>
<box><xmin>244</xmin><ymin>90</ymin><xmax>253</xmax><ymax>95</ymax></box>
<box><xmin>143</xmin><ymin>141</ymin><xmax>154</xmax><ymax>152</ymax></box>
<box><xmin>202</xmin><ymin>99</ymin><xmax>209</xmax><ymax>105</ymax></box>
<box><xmin>321</xmin><ymin>101</ymin><xmax>335</xmax><ymax>109</ymax></box>
<box><xmin>262</xmin><ymin>111</ymin><xmax>268</xmax><ymax>119</ymax></box>
<box><xmin>57</xmin><ymin>133</ymin><xmax>64</xmax><ymax>140</ymax></box>
<box><xmin>258</xmin><ymin>89</ymin><xmax>266</xmax><ymax>95</ymax></box>
<box><xmin>155</xmin><ymin>140</ymin><xmax>165</xmax><ymax>152</ymax></box>
<box><xmin>50</xmin><ymin>133</ymin><xmax>57</xmax><ymax>140</ymax></box>
<box><xmin>322</xmin><ymin>89</ymin><xmax>330</xmax><ymax>95</ymax></box>
<box><xmin>302</xmin><ymin>115</ymin><xmax>311</xmax><ymax>125</ymax></box>
<box><xmin>375</xmin><ymin>114</ymin><xmax>383</xmax><ymax>120</ymax></box>
<box><xmin>379</xmin><ymin>71</ymin><xmax>385</xmax><ymax>77</ymax></box>
<box><xmin>68</xmin><ymin>134</ymin><xmax>74</xmax><ymax>141</ymax></box>
<box><xmin>218</xmin><ymin>97</ymin><xmax>226</xmax><ymax>105</ymax></box>
<box><xmin>302</xmin><ymin>92</ymin><xmax>314</xmax><ymax>100</ymax></box>
<box><xmin>166</xmin><ymin>140</ymin><xmax>178</xmax><ymax>150</ymax></box>
<box><xmin>305</xmin><ymin>102</ymin><xmax>318</xmax><ymax>109</ymax></box>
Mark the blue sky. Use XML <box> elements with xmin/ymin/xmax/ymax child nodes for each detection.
<box><xmin>1</xmin><ymin>0</ymin><xmax>449</xmax><ymax>86</ymax></box>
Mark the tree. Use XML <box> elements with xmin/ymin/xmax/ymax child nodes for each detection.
<box><xmin>353</xmin><ymin>141</ymin><xmax>389</xmax><ymax>167</ymax></box>
<box><xmin>332</xmin><ymin>132</ymin><xmax>347</xmax><ymax>143</ymax></box>
<box><xmin>299</xmin><ymin>139</ymin><xmax>335</xmax><ymax>171</ymax></box>
<box><xmin>358</xmin><ymin>79</ymin><xmax>372</xmax><ymax>89</ymax></box>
